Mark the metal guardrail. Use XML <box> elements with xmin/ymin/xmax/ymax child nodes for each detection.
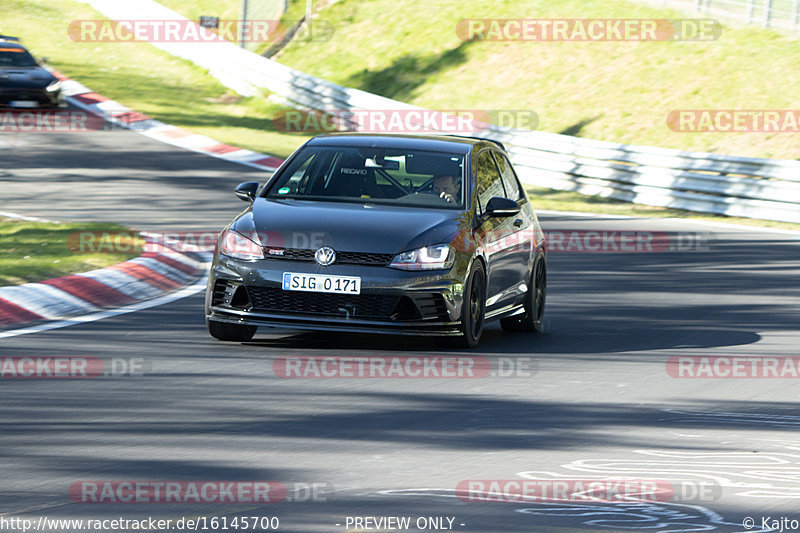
<box><xmin>646</xmin><ymin>0</ymin><xmax>800</xmax><ymax>32</ymax></box>
<box><xmin>82</xmin><ymin>0</ymin><xmax>800</xmax><ymax>224</ymax></box>
<box><xmin>256</xmin><ymin>63</ymin><xmax>800</xmax><ymax>223</ymax></box>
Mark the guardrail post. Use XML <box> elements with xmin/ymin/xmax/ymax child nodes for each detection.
<box><xmin>747</xmin><ymin>0</ymin><xmax>756</xmax><ymax>22</ymax></box>
<box><xmin>763</xmin><ymin>0</ymin><xmax>773</xmax><ymax>26</ymax></box>
<box><xmin>793</xmin><ymin>0</ymin><xmax>800</xmax><ymax>29</ymax></box>
<box><xmin>240</xmin><ymin>0</ymin><xmax>248</xmax><ymax>48</ymax></box>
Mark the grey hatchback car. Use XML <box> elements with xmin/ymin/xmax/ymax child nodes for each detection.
<box><xmin>206</xmin><ymin>133</ymin><xmax>546</xmax><ymax>347</ymax></box>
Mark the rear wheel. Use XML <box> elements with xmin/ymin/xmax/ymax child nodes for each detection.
<box><xmin>501</xmin><ymin>257</ymin><xmax>546</xmax><ymax>333</ymax></box>
<box><xmin>460</xmin><ymin>261</ymin><xmax>487</xmax><ymax>348</ymax></box>
<box><xmin>207</xmin><ymin>320</ymin><xmax>257</xmax><ymax>342</ymax></box>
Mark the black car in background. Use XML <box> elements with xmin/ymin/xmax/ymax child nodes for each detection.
<box><xmin>205</xmin><ymin>133</ymin><xmax>547</xmax><ymax>347</ymax></box>
<box><xmin>0</xmin><ymin>36</ymin><xmax>63</xmax><ymax>108</ymax></box>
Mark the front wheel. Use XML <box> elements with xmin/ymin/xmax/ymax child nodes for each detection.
<box><xmin>207</xmin><ymin>319</ymin><xmax>257</xmax><ymax>342</ymax></box>
<box><xmin>501</xmin><ymin>257</ymin><xmax>546</xmax><ymax>333</ymax></box>
<box><xmin>460</xmin><ymin>261</ymin><xmax>487</xmax><ymax>348</ymax></box>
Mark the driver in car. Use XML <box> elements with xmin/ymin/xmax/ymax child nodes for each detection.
<box><xmin>432</xmin><ymin>175</ymin><xmax>461</xmax><ymax>203</ymax></box>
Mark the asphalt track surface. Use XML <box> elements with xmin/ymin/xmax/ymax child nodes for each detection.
<box><xmin>2</xmin><ymin>126</ymin><xmax>800</xmax><ymax>533</ymax></box>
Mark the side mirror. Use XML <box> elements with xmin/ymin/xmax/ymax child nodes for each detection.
<box><xmin>234</xmin><ymin>181</ymin><xmax>260</xmax><ymax>202</ymax></box>
<box><xmin>484</xmin><ymin>197</ymin><xmax>520</xmax><ymax>218</ymax></box>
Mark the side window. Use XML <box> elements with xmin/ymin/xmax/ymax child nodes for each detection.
<box><xmin>492</xmin><ymin>152</ymin><xmax>523</xmax><ymax>201</ymax></box>
<box><xmin>475</xmin><ymin>150</ymin><xmax>505</xmax><ymax>213</ymax></box>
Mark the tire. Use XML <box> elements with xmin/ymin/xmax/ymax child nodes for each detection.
<box><xmin>501</xmin><ymin>257</ymin><xmax>546</xmax><ymax>333</ymax></box>
<box><xmin>460</xmin><ymin>261</ymin><xmax>487</xmax><ymax>348</ymax></box>
<box><xmin>207</xmin><ymin>320</ymin><xmax>257</xmax><ymax>342</ymax></box>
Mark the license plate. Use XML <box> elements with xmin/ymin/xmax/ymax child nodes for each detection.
<box><xmin>282</xmin><ymin>272</ymin><xmax>361</xmax><ymax>294</ymax></box>
<box><xmin>8</xmin><ymin>100</ymin><xmax>38</xmax><ymax>108</ymax></box>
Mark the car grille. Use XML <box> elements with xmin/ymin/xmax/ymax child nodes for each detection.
<box><xmin>246</xmin><ymin>286</ymin><xmax>400</xmax><ymax>319</ymax></box>
<box><xmin>263</xmin><ymin>248</ymin><xmax>394</xmax><ymax>267</ymax></box>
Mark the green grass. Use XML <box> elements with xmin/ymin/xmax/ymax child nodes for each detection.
<box><xmin>5</xmin><ymin>0</ymin><xmax>312</xmax><ymax>158</ymax></box>
<box><xmin>156</xmin><ymin>0</ymin><xmax>285</xmax><ymax>52</ymax></box>
<box><xmin>155</xmin><ymin>0</ymin><xmax>250</xmax><ymax>22</ymax></box>
<box><xmin>0</xmin><ymin>218</ymin><xmax>140</xmax><ymax>286</ymax></box>
<box><xmin>5</xmin><ymin>0</ymin><xmax>799</xmax><ymax>233</ymax></box>
<box><xmin>275</xmin><ymin>0</ymin><xmax>800</xmax><ymax>160</ymax></box>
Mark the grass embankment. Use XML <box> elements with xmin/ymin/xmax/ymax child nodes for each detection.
<box><xmin>0</xmin><ymin>218</ymin><xmax>139</xmax><ymax>286</ymax></box>
<box><xmin>5</xmin><ymin>0</ymin><xmax>799</xmax><ymax>230</ymax></box>
<box><xmin>275</xmin><ymin>0</ymin><xmax>800</xmax><ymax>160</ymax></box>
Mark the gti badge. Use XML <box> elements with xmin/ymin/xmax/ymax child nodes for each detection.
<box><xmin>315</xmin><ymin>247</ymin><xmax>336</xmax><ymax>266</ymax></box>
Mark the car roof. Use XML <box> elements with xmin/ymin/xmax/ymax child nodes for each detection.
<box><xmin>306</xmin><ymin>132</ymin><xmax>503</xmax><ymax>153</ymax></box>
<box><xmin>0</xmin><ymin>35</ymin><xmax>23</xmax><ymax>46</ymax></box>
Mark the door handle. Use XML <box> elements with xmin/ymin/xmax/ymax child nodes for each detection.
<box><xmin>513</xmin><ymin>218</ymin><xmax>523</xmax><ymax>227</ymax></box>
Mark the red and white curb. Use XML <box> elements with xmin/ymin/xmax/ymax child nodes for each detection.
<box><xmin>0</xmin><ymin>69</ymin><xmax>289</xmax><ymax>330</ymax></box>
<box><xmin>0</xmin><ymin>231</ymin><xmax>209</xmax><ymax>328</ymax></box>
<box><xmin>50</xmin><ymin>68</ymin><xmax>286</xmax><ymax>172</ymax></box>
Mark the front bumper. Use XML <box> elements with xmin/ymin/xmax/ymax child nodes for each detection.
<box><xmin>0</xmin><ymin>88</ymin><xmax>62</xmax><ymax>108</ymax></box>
<box><xmin>206</xmin><ymin>254</ymin><xmax>467</xmax><ymax>336</ymax></box>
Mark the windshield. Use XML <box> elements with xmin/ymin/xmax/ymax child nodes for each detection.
<box><xmin>265</xmin><ymin>146</ymin><xmax>467</xmax><ymax>209</ymax></box>
<box><xmin>0</xmin><ymin>48</ymin><xmax>38</xmax><ymax>67</ymax></box>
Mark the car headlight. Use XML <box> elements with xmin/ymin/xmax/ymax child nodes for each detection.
<box><xmin>220</xmin><ymin>229</ymin><xmax>264</xmax><ymax>260</ymax></box>
<box><xmin>45</xmin><ymin>80</ymin><xmax>61</xmax><ymax>93</ymax></box>
<box><xmin>389</xmin><ymin>244</ymin><xmax>454</xmax><ymax>271</ymax></box>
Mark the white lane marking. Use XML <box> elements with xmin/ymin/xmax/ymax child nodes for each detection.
<box><xmin>537</xmin><ymin>209</ymin><xmax>636</xmax><ymax>219</ymax></box>
<box><xmin>0</xmin><ymin>278</ymin><xmax>207</xmax><ymax>339</ymax></box>
<box><xmin>0</xmin><ymin>211</ymin><xmax>60</xmax><ymax>223</ymax></box>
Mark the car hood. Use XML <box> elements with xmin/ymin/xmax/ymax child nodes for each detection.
<box><xmin>0</xmin><ymin>66</ymin><xmax>56</xmax><ymax>89</ymax></box>
<box><xmin>234</xmin><ymin>198</ymin><xmax>465</xmax><ymax>254</ymax></box>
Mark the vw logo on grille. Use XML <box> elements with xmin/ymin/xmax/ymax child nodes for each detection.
<box><xmin>314</xmin><ymin>247</ymin><xmax>336</xmax><ymax>266</ymax></box>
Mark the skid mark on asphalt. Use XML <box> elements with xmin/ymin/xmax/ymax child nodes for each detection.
<box><xmin>377</xmin><ymin>488</ymin><xmax>750</xmax><ymax>532</ymax></box>
<box><xmin>377</xmin><ymin>435</ymin><xmax>800</xmax><ymax>531</ymax></box>
<box><xmin>660</xmin><ymin>409</ymin><xmax>800</xmax><ymax>428</ymax></box>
